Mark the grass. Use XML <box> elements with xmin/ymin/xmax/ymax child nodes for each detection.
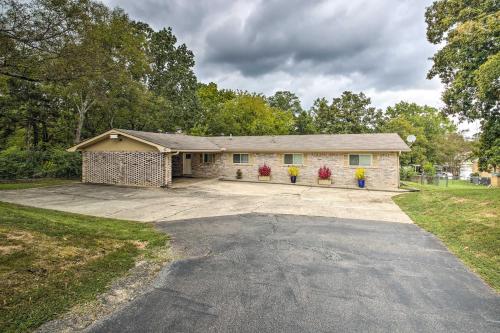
<box><xmin>0</xmin><ymin>178</ymin><xmax>77</xmax><ymax>190</ymax></box>
<box><xmin>0</xmin><ymin>202</ymin><xmax>169</xmax><ymax>333</ymax></box>
<box><xmin>394</xmin><ymin>180</ymin><xmax>499</xmax><ymax>291</ymax></box>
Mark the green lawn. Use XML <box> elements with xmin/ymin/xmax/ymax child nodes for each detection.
<box><xmin>0</xmin><ymin>202</ymin><xmax>169</xmax><ymax>333</ymax></box>
<box><xmin>0</xmin><ymin>178</ymin><xmax>77</xmax><ymax>190</ymax></box>
<box><xmin>394</xmin><ymin>180</ymin><xmax>499</xmax><ymax>291</ymax></box>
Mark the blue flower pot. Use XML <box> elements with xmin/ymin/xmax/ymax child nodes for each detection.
<box><xmin>358</xmin><ymin>179</ymin><xmax>365</xmax><ymax>188</ymax></box>
<box><xmin>291</xmin><ymin>176</ymin><xmax>297</xmax><ymax>183</ymax></box>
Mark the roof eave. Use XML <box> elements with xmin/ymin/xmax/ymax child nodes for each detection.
<box><xmin>66</xmin><ymin>129</ymin><xmax>171</xmax><ymax>152</ymax></box>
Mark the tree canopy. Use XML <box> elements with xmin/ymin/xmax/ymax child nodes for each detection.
<box><xmin>426</xmin><ymin>0</ymin><xmax>499</xmax><ymax>171</ymax></box>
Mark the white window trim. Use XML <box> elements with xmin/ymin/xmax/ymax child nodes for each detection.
<box><xmin>348</xmin><ymin>153</ymin><xmax>373</xmax><ymax>167</ymax></box>
<box><xmin>203</xmin><ymin>153</ymin><xmax>215</xmax><ymax>164</ymax></box>
<box><xmin>283</xmin><ymin>153</ymin><xmax>304</xmax><ymax>166</ymax></box>
<box><xmin>232</xmin><ymin>153</ymin><xmax>250</xmax><ymax>165</ymax></box>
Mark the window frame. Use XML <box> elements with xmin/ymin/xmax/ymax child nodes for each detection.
<box><xmin>349</xmin><ymin>154</ymin><xmax>372</xmax><ymax>167</ymax></box>
<box><xmin>232</xmin><ymin>153</ymin><xmax>250</xmax><ymax>164</ymax></box>
<box><xmin>203</xmin><ymin>153</ymin><xmax>215</xmax><ymax>164</ymax></box>
<box><xmin>283</xmin><ymin>153</ymin><xmax>304</xmax><ymax>166</ymax></box>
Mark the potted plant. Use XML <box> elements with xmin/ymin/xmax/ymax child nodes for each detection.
<box><xmin>258</xmin><ymin>164</ymin><xmax>271</xmax><ymax>181</ymax></box>
<box><xmin>318</xmin><ymin>166</ymin><xmax>332</xmax><ymax>185</ymax></box>
<box><xmin>355</xmin><ymin>168</ymin><xmax>365</xmax><ymax>188</ymax></box>
<box><xmin>288</xmin><ymin>166</ymin><xmax>299</xmax><ymax>183</ymax></box>
<box><xmin>236</xmin><ymin>169</ymin><xmax>242</xmax><ymax>179</ymax></box>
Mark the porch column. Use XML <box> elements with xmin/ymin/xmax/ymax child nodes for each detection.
<box><xmin>164</xmin><ymin>153</ymin><xmax>172</xmax><ymax>187</ymax></box>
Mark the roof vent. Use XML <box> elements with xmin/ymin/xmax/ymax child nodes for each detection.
<box><xmin>110</xmin><ymin>134</ymin><xmax>119</xmax><ymax>140</ymax></box>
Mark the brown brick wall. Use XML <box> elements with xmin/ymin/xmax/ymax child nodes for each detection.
<box><xmin>82</xmin><ymin>151</ymin><xmax>169</xmax><ymax>187</ymax></box>
<box><xmin>191</xmin><ymin>152</ymin><xmax>400</xmax><ymax>189</ymax></box>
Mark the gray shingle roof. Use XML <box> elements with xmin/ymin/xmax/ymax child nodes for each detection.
<box><xmin>117</xmin><ymin>129</ymin><xmax>220</xmax><ymax>151</ymax></box>
<box><xmin>118</xmin><ymin>130</ymin><xmax>410</xmax><ymax>152</ymax></box>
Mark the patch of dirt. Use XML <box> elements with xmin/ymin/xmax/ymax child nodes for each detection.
<box><xmin>6</xmin><ymin>230</ymin><xmax>35</xmax><ymax>241</ymax></box>
<box><xmin>0</xmin><ymin>244</ymin><xmax>23</xmax><ymax>255</ymax></box>
<box><xmin>131</xmin><ymin>240</ymin><xmax>149</xmax><ymax>249</ymax></box>
<box><xmin>35</xmin><ymin>246</ymin><xmax>176</xmax><ymax>333</ymax></box>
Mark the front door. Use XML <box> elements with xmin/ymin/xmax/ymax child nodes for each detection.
<box><xmin>183</xmin><ymin>153</ymin><xmax>192</xmax><ymax>175</ymax></box>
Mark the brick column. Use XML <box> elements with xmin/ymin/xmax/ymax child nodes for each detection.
<box><xmin>164</xmin><ymin>153</ymin><xmax>172</xmax><ymax>188</ymax></box>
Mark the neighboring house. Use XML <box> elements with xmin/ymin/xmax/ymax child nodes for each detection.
<box><xmin>67</xmin><ymin>129</ymin><xmax>411</xmax><ymax>189</ymax></box>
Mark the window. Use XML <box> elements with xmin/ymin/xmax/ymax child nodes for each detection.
<box><xmin>349</xmin><ymin>154</ymin><xmax>372</xmax><ymax>166</ymax></box>
<box><xmin>283</xmin><ymin>153</ymin><xmax>303</xmax><ymax>165</ymax></box>
<box><xmin>233</xmin><ymin>153</ymin><xmax>249</xmax><ymax>164</ymax></box>
<box><xmin>203</xmin><ymin>153</ymin><xmax>214</xmax><ymax>164</ymax></box>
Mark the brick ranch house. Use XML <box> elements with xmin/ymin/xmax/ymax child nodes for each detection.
<box><xmin>67</xmin><ymin>129</ymin><xmax>411</xmax><ymax>189</ymax></box>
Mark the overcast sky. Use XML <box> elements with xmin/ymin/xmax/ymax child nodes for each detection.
<box><xmin>103</xmin><ymin>0</ymin><xmax>479</xmax><ymax>135</ymax></box>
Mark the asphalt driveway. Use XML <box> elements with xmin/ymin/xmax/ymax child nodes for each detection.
<box><xmin>88</xmin><ymin>213</ymin><xmax>499</xmax><ymax>333</ymax></box>
<box><xmin>0</xmin><ymin>179</ymin><xmax>412</xmax><ymax>223</ymax></box>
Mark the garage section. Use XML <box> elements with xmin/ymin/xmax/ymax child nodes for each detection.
<box><xmin>82</xmin><ymin>151</ymin><xmax>167</xmax><ymax>187</ymax></box>
<box><xmin>68</xmin><ymin>129</ymin><xmax>222</xmax><ymax>188</ymax></box>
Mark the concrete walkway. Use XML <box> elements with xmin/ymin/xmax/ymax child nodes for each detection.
<box><xmin>0</xmin><ymin>179</ymin><xmax>412</xmax><ymax>223</ymax></box>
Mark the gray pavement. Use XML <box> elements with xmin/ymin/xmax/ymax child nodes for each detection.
<box><xmin>87</xmin><ymin>213</ymin><xmax>499</xmax><ymax>333</ymax></box>
<box><xmin>0</xmin><ymin>180</ymin><xmax>412</xmax><ymax>223</ymax></box>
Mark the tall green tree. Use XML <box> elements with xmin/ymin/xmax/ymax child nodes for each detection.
<box><xmin>192</xmin><ymin>82</ymin><xmax>236</xmax><ymax>135</ymax></box>
<box><xmin>147</xmin><ymin>27</ymin><xmax>199</xmax><ymax>132</ymax></box>
<box><xmin>208</xmin><ymin>93</ymin><xmax>294</xmax><ymax>136</ymax></box>
<box><xmin>294</xmin><ymin>110</ymin><xmax>317</xmax><ymax>134</ymax></box>
<box><xmin>426</xmin><ymin>0</ymin><xmax>499</xmax><ymax>119</ymax></box>
<box><xmin>477</xmin><ymin>116</ymin><xmax>500</xmax><ymax>172</ymax></box>
<box><xmin>267</xmin><ymin>91</ymin><xmax>303</xmax><ymax>115</ymax></box>
<box><xmin>380</xmin><ymin>102</ymin><xmax>460</xmax><ymax>166</ymax></box>
<box><xmin>426</xmin><ymin>0</ymin><xmax>499</xmax><ymax>171</ymax></box>
<box><xmin>312</xmin><ymin>91</ymin><xmax>384</xmax><ymax>134</ymax></box>
<box><xmin>0</xmin><ymin>0</ymin><xmax>101</xmax><ymax>83</ymax></box>
<box><xmin>267</xmin><ymin>91</ymin><xmax>316</xmax><ymax>134</ymax></box>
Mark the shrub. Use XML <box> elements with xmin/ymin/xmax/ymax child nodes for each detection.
<box><xmin>318</xmin><ymin>166</ymin><xmax>331</xmax><ymax>179</ymax></box>
<box><xmin>423</xmin><ymin>162</ymin><xmax>436</xmax><ymax>176</ymax></box>
<box><xmin>400</xmin><ymin>166</ymin><xmax>417</xmax><ymax>180</ymax></box>
<box><xmin>258</xmin><ymin>164</ymin><xmax>271</xmax><ymax>176</ymax></box>
<box><xmin>236</xmin><ymin>169</ymin><xmax>243</xmax><ymax>179</ymax></box>
<box><xmin>0</xmin><ymin>147</ymin><xmax>81</xmax><ymax>179</ymax></box>
<box><xmin>288</xmin><ymin>166</ymin><xmax>299</xmax><ymax>177</ymax></box>
<box><xmin>355</xmin><ymin>168</ymin><xmax>365</xmax><ymax>180</ymax></box>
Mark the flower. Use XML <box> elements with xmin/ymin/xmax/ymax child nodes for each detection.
<box><xmin>318</xmin><ymin>166</ymin><xmax>331</xmax><ymax>179</ymax></box>
<box><xmin>258</xmin><ymin>164</ymin><xmax>271</xmax><ymax>176</ymax></box>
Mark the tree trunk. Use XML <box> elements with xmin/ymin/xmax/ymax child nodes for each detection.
<box><xmin>74</xmin><ymin>94</ymin><xmax>94</xmax><ymax>144</ymax></box>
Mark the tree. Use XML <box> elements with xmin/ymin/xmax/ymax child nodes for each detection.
<box><xmin>193</xmin><ymin>82</ymin><xmax>236</xmax><ymax>135</ymax></box>
<box><xmin>312</xmin><ymin>91</ymin><xmax>384</xmax><ymax>134</ymax></box>
<box><xmin>425</xmin><ymin>0</ymin><xmax>499</xmax><ymax>120</ymax></box>
<box><xmin>147</xmin><ymin>27</ymin><xmax>199</xmax><ymax>132</ymax></box>
<box><xmin>60</xmin><ymin>8</ymin><xmax>150</xmax><ymax>143</ymax></box>
<box><xmin>380</xmin><ymin>102</ymin><xmax>462</xmax><ymax>167</ymax></box>
<box><xmin>267</xmin><ymin>91</ymin><xmax>303</xmax><ymax>115</ymax></box>
<box><xmin>426</xmin><ymin>1</ymin><xmax>499</xmax><ymax>173</ymax></box>
<box><xmin>477</xmin><ymin>116</ymin><xmax>500</xmax><ymax>172</ymax></box>
<box><xmin>267</xmin><ymin>91</ymin><xmax>317</xmax><ymax>134</ymax></box>
<box><xmin>208</xmin><ymin>93</ymin><xmax>294</xmax><ymax>136</ymax></box>
<box><xmin>294</xmin><ymin>110</ymin><xmax>317</xmax><ymax>134</ymax></box>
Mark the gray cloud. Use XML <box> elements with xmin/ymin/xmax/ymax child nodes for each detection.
<box><xmin>103</xmin><ymin>0</ymin><xmax>443</xmax><ymax>108</ymax></box>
